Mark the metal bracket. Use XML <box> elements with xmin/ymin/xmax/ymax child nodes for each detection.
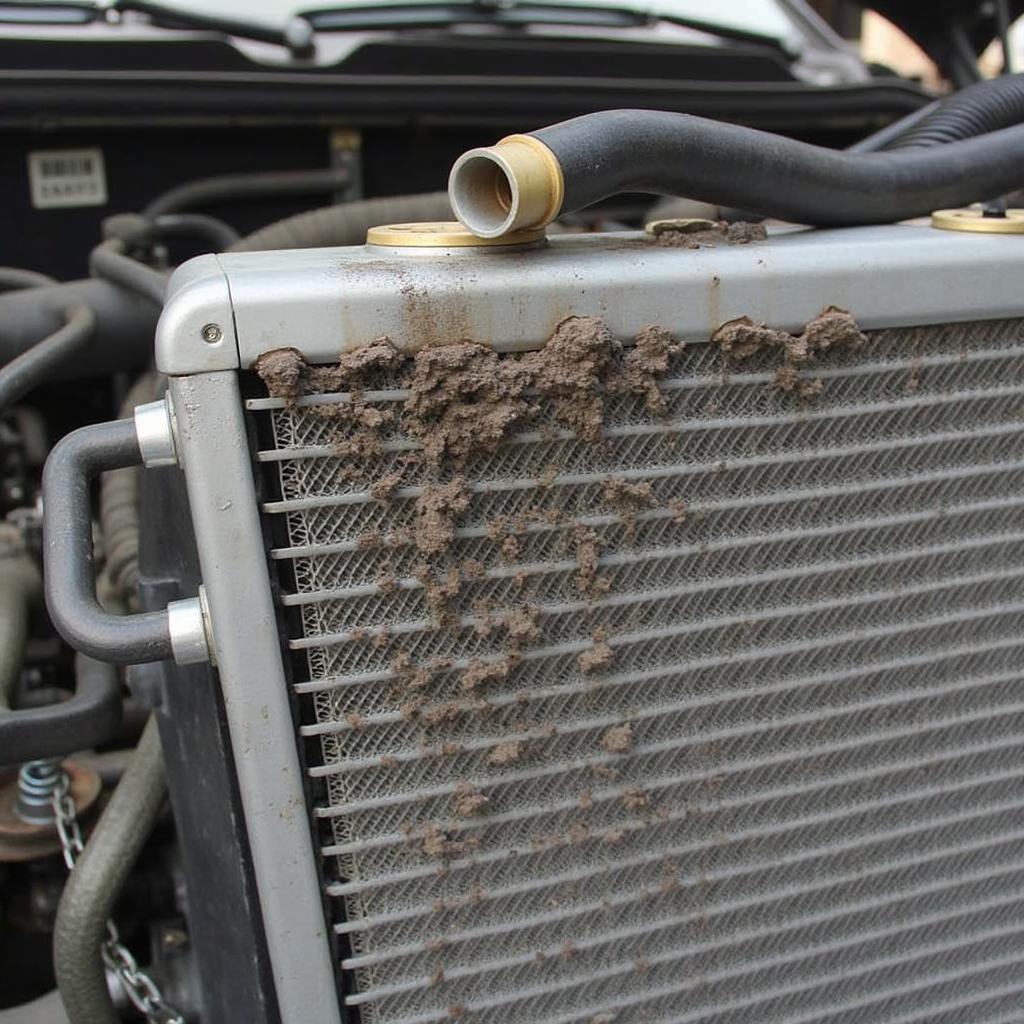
<box><xmin>42</xmin><ymin>417</ymin><xmax>211</xmax><ymax>666</ymax></box>
<box><xmin>134</xmin><ymin>396</ymin><xmax>179</xmax><ymax>468</ymax></box>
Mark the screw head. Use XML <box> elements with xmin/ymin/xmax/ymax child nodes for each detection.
<box><xmin>201</xmin><ymin>323</ymin><xmax>223</xmax><ymax>344</ymax></box>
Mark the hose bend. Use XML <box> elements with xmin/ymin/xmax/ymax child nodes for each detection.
<box><xmin>449</xmin><ymin>109</ymin><xmax>1024</xmax><ymax>236</ymax></box>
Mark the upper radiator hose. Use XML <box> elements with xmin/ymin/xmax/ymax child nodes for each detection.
<box><xmin>448</xmin><ymin>109</ymin><xmax>1024</xmax><ymax>237</ymax></box>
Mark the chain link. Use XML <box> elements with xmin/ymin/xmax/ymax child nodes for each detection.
<box><xmin>52</xmin><ymin>771</ymin><xmax>186</xmax><ymax>1024</ymax></box>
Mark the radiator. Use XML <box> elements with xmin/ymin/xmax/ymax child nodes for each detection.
<box><xmin>157</xmin><ymin>223</ymin><xmax>1024</xmax><ymax>1024</ymax></box>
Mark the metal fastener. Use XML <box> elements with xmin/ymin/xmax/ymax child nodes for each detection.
<box><xmin>201</xmin><ymin>323</ymin><xmax>223</xmax><ymax>344</ymax></box>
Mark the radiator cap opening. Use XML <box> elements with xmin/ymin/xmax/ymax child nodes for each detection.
<box><xmin>366</xmin><ymin>221</ymin><xmax>545</xmax><ymax>247</ymax></box>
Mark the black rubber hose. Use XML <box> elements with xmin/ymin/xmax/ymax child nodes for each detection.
<box><xmin>153</xmin><ymin>212</ymin><xmax>240</xmax><ymax>251</ymax></box>
<box><xmin>100</xmin><ymin>372</ymin><xmax>163</xmax><ymax>608</ymax></box>
<box><xmin>0</xmin><ymin>655</ymin><xmax>123</xmax><ymax>767</ymax></box>
<box><xmin>0</xmin><ymin>540</ymin><xmax>40</xmax><ymax>716</ymax></box>
<box><xmin>882</xmin><ymin>72</ymin><xmax>1024</xmax><ymax>149</ymax></box>
<box><xmin>54</xmin><ymin>714</ymin><xmax>166</xmax><ymax>1024</ymax></box>
<box><xmin>229</xmin><ymin>191</ymin><xmax>452</xmax><ymax>252</ymax></box>
<box><xmin>527</xmin><ymin>110</ymin><xmax>1024</xmax><ymax>227</ymax></box>
<box><xmin>43</xmin><ymin>419</ymin><xmax>174</xmax><ymax>664</ymax></box>
<box><xmin>88</xmin><ymin>240</ymin><xmax>167</xmax><ymax>306</ymax></box>
<box><xmin>846</xmin><ymin>100</ymin><xmax>941</xmax><ymax>154</ymax></box>
<box><xmin>0</xmin><ymin>267</ymin><xmax>57</xmax><ymax>292</ymax></box>
<box><xmin>143</xmin><ymin>166</ymin><xmax>351</xmax><ymax>220</ymax></box>
<box><xmin>0</xmin><ymin>280</ymin><xmax>156</xmax><ymax>376</ymax></box>
<box><xmin>0</xmin><ymin>305</ymin><xmax>95</xmax><ymax>413</ymax></box>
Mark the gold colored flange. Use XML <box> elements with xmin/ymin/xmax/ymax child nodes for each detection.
<box><xmin>931</xmin><ymin>208</ymin><xmax>1024</xmax><ymax>233</ymax></box>
<box><xmin>366</xmin><ymin>221</ymin><xmax>546</xmax><ymax>247</ymax></box>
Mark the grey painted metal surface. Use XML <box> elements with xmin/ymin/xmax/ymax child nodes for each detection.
<box><xmin>159</xmin><ymin>223</ymin><xmax>1024</xmax><ymax>374</ymax></box>
<box><xmin>167</xmin><ymin>372</ymin><xmax>342</xmax><ymax>1024</ymax></box>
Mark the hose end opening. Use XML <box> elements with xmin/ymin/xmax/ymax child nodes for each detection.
<box><xmin>449</xmin><ymin>136</ymin><xmax>563</xmax><ymax>239</ymax></box>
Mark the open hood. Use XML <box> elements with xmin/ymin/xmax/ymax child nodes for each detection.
<box><xmin>855</xmin><ymin>0</ymin><xmax>1024</xmax><ymax>84</ymax></box>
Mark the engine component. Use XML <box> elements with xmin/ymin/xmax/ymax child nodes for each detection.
<box><xmin>229</xmin><ymin>191</ymin><xmax>453</xmax><ymax>252</ymax></box>
<box><xmin>104</xmin><ymin>218</ymin><xmax>1024</xmax><ymax>1023</ymax></box>
<box><xmin>0</xmin><ymin>656</ymin><xmax>123</xmax><ymax>768</ymax></box>
<box><xmin>0</xmin><ymin>280</ymin><xmax>157</xmax><ymax>378</ymax></box>
<box><xmin>0</xmin><ymin>306</ymin><xmax>95</xmax><ymax>415</ymax></box>
<box><xmin>142</xmin><ymin>167</ymin><xmax>353</xmax><ymax>221</ymax></box>
<box><xmin>879</xmin><ymin>70</ymin><xmax>1024</xmax><ymax>149</ymax></box>
<box><xmin>0</xmin><ymin>760</ymin><xmax>100</xmax><ymax>862</ymax></box>
<box><xmin>42</xmin><ymin>415</ymin><xmax>209</xmax><ymax>666</ymax></box>
<box><xmin>53</xmin><ymin>715</ymin><xmax>182</xmax><ymax>1024</ymax></box>
<box><xmin>448</xmin><ymin>109</ymin><xmax>1024</xmax><ymax>237</ymax></box>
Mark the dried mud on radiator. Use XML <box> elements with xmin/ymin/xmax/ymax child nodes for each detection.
<box><xmin>248</xmin><ymin>309</ymin><xmax>1024</xmax><ymax>1024</ymax></box>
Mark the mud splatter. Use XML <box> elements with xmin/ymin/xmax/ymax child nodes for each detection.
<box><xmin>579</xmin><ymin>628</ymin><xmax>615</xmax><ymax>674</ymax></box>
<box><xmin>452</xmin><ymin>782</ymin><xmax>489</xmax><ymax>818</ymax></box>
<box><xmin>405</xmin><ymin>342</ymin><xmax>535</xmax><ymax>469</ymax></box>
<box><xmin>460</xmin><ymin>655</ymin><xmax>517</xmax><ymax>693</ymax></box>
<box><xmin>711</xmin><ymin>306</ymin><xmax>865</xmax><ymax>397</ymax></box>
<box><xmin>416</xmin><ymin>564</ymin><xmax>463</xmax><ymax>626</ymax></box>
<box><xmin>524</xmin><ymin>315</ymin><xmax>618</xmax><ymax>441</ymax></box>
<box><xmin>370</xmin><ymin>471</ymin><xmax>403</xmax><ymax>501</ymax></box>
<box><xmin>621</xmin><ymin>785</ymin><xmax>650</xmax><ymax>811</ymax></box>
<box><xmin>772</xmin><ymin>364</ymin><xmax>823</xmax><ymax>398</ymax></box>
<box><xmin>601</xmin><ymin>723</ymin><xmax>634</xmax><ymax>754</ymax></box>
<box><xmin>603</xmin><ymin>477</ymin><xmax>658</xmax><ymax>537</ymax></box>
<box><xmin>501</xmin><ymin>605</ymin><xmax>541</xmax><ymax>645</ymax></box>
<box><xmin>488</xmin><ymin>739</ymin><xmax>524</xmax><ymax>766</ymax></box>
<box><xmin>573</xmin><ymin>524</ymin><xmax>608</xmax><ymax>597</ymax></box>
<box><xmin>606</xmin><ymin>324</ymin><xmax>681</xmax><ymax>416</ymax></box>
<box><xmin>413</xmin><ymin>480</ymin><xmax>471</xmax><ymax>555</ymax></box>
<box><xmin>255</xmin><ymin>344</ymin><xmax>400</xmax><ymax>408</ymax></box>
<box><xmin>421</xmin><ymin>824</ymin><xmax>479</xmax><ymax>859</ymax></box>
<box><xmin>648</xmin><ymin>218</ymin><xmax>767</xmax><ymax>249</ymax></box>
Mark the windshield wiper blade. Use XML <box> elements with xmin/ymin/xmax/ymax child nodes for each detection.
<box><xmin>302</xmin><ymin>1</ymin><xmax>786</xmax><ymax>48</ymax></box>
<box><xmin>109</xmin><ymin>0</ymin><xmax>315</xmax><ymax>56</ymax></box>
<box><xmin>302</xmin><ymin>1</ymin><xmax>651</xmax><ymax>32</ymax></box>
<box><xmin>0</xmin><ymin>1</ymin><xmax>100</xmax><ymax>25</ymax></box>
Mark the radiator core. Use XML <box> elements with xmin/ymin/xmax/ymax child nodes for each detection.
<box><xmin>250</xmin><ymin>317</ymin><xmax>1024</xmax><ymax>1024</ymax></box>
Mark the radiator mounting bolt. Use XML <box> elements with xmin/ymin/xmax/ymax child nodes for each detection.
<box><xmin>201</xmin><ymin>323</ymin><xmax>223</xmax><ymax>344</ymax></box>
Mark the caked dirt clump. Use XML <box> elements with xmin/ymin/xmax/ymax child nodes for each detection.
<box><xmin>255</xmin><ymin>338</ymin><xmax>409</xmax><ymax>462</ymax></box>
<box><xmin>600</xmin><ymin>722</ymin><xmax>634</xmax><ymax>754</ymax></box>
<box><xmin>648</xmin><ymin>218</ymin><xmax>767</xmax><ymax>249</ymax></box>
<box><xmin>603</xmin><ymin>477</ymin><xmax>658</xmax><ymax>538</ymax></box>
<box><xmin>522</xmin><ymin>316</ymin><xmax>619</xmax><ymax>441</ymax></box>
<box><xmin>711</xmin><ymin>305</ymin><xmax>866</xmax><ymax>397</ymax></box>
<box><xmin>404</xmin><ymin>342</ymin><xmax>536</xmax><ymax>469</ymax></box>
<box><xmin>459</xmin><ymin>655</ymin><xmax>518</xmax><ymax>693</ymax></box>
<box><xmin>413</xmin><ymin>480</ymin><xmax>471</xmax><ymax>555</ymax></box>
<box><xmin>573</xmin><ymin>524</ymin><xmax>609</xmax><ymax>598</ymax></box>
<box><xmin>578</xmin><ymin>628</ymin><xmax>615</xmax><ymax>674</ymax></box>
<box><xmin>255</xmin><ymin>337</ymin><xmax>407</xmax><ymax>405</ymax></box>
<box><xmin>257</xmin><ymin>316</ymin><xmax>680</xmax><ymax>469</ymax></box>
<box><xmin>606</xmin><ymin>324</ymin><xmax>681</xmax><ymax>416</ymax></box>
<box><xmin>452</xmin><ymin>782</ymin><xmax>489</xmax><ymax>818</ymax></box>
<box><xmin>488</xmin><ymin>738</ymin><xmax>524</xmax><ymax>765</ymax></box>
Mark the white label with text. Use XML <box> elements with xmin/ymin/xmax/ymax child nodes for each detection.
<box><xmin>27</xmin><ymin>148</ymin><xmax>107</xmax><ymax>209</ymax></box>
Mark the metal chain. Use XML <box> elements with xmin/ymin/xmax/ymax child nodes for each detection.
<box><xmin>52</xmin><ymin>771</ymin><xmax>186</xmax><ymax>1024</ymax></box>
